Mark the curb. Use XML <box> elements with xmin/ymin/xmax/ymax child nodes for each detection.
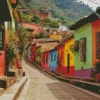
<box><xmin>0</xmin><ymin>77</ymin><xmax>28</xmax><ymax>100</ymax></box>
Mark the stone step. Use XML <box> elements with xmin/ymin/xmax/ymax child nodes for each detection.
<box><xmin>0</xmin><ymin>88</ymin><xmax>4</xmax><ymax>96</ymax></box>
<box><xmin>0</xmin><ymin>77</ymin><xmax>16</xmax><ymax>89</ymax></box>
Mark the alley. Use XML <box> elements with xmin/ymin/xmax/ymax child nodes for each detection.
<box><xmin>17</xmin><ymin>61</ymin><xmax>100</xmax><ymax>100</ymax></box>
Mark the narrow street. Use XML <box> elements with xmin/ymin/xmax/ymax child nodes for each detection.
<box><xmin>17</xmin><ymin>61</ymin><xmax>100</xmax><ymax>100</ymax></box>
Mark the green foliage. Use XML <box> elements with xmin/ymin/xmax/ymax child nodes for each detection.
<box><xmin>49</xmin><ymin>20</ymin><xmax>59</xmax><ymax>28</ymax></box>
<box><xmin>6</xmin><ymin>29</ymin><xmax>18</xmax><ymax>67</ymax></box>
<box><xmin>31</xmin><ymin>15</ymin><xmax>41</xmax><ymax>24</ymax></box>
<box><xmin>35</xmin><ymin>32</ymin><xmax>44</xmax><ymax>39</ymax></box>
<box><xmin>19</xmin><ymin>0</ymin><xmax>92</xmax><ymax>26</ymax></box>
<box><xmin>41</xmin><ymin>17</ymin><xmax>59</xmax><ymax>28</ymax></box>
<box><xmin>20</xmin><ymin>13</ymin><xmax>32</xmax><ymax>22</ymax></box>
<box><xmin>18</xmin><ymin>29</ymin><xmax>27</xmax><ymax>57</ymax></box>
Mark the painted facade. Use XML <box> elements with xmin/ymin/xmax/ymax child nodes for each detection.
<box><xmin>64</xmin><ymin>37</ymin><xmax>75</xmax><ymax>76</ymax></box>
<box><xmin>50</xmin><ymin>34</ymin><xmax>61</xmax><ymax>40</ymax></box>
<box><xmin>92</xmin><ymin>19</ymin><xmax>100</xmax><ymax>66</ymax></box>
<box><xmin>49</xmin><ymin>49</ymin><xmax>57</xmax><ymax>71</ymax></box>
<box><xmin>74</xmin><ymin>24</ymin><xmax>92</xmax><ymax>78</ymax></box>
<box><xmin>42</xmin><ymin>51</ymin><xmax>50</xmax><ymax>70</ymax></box>
<box><xmin>56</xmin><ymin>44</ymin><xmax>65</xmax><ymax>74</ymax></box>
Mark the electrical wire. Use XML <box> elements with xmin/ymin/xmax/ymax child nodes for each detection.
<box><xmin>88</xmin><ymin>0</ymin><xmax>100</xmax><ymax>18</ymax></box>
<box><xmin>89</xmin><ymin>0</ymin><xmax>100</xmax><ymax>5</ymax></box>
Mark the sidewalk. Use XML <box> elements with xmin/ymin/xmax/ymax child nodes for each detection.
<box><xmin>0</xmin><ymin>76</ymin><xmax>27</xmax><ymax>100</ymax></box>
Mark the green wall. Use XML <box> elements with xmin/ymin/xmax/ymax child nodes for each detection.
<box><xmin>74</xmin><ymin>23</ymin><xmax>92</xmax><ymax>70</ymax></box>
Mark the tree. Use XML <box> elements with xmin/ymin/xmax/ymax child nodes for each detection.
<box><xmin>35</xmin><ymin>32</ymin><xmax>44</xmax><ymax>39</ymax></box>
<box><xmin>49</xmin><ymin>20</ymin><xmax>59</xmax><ymax>28</ymax></box>
<box><xmin>31</xmin><ymin>15</ymin><xmax>41</xmax><ymax>24</ymax></box>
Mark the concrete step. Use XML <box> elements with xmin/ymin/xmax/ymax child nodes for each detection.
<box><xmin>0</xmin><ymin>88</ymin><xmax>4</xmax><ymax>96</ymax></box>
<box><xmin>0</xmin><ymin>77</ymin><xmax>16</xmax><ymax>89</ymax></box>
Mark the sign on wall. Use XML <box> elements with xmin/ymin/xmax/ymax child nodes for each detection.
<box><xmin>96</xmin><ymin>32</ymin><xmax>100</xmax><ymax>59</ymax></box>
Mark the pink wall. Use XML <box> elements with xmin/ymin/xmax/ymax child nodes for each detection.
<box><xmin>42</xmin><ymin>51</ymin><xmax>50</xmax><ymax>70</ymax></box>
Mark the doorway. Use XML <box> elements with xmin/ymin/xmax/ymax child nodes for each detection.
<box><xmin>67</xmin><ymin>54</ymin><xmax>70</xmax><ymax>73</ymax></box>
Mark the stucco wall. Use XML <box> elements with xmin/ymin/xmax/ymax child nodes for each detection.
<box><xmin>92</xmin><ymin>19</ymin><xmax>100</xmax><ymax>66</ymax></box>
<box><xmin>74</xmin><ymin>23</ymin><xmax>92</xmax><ymax>70</ymax></box>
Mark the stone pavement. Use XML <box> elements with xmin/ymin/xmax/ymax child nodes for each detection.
<box><xmin>16</xmin><ymin>61</ymin><xmax>100</xmax><ymax>100</ymax></box>
<box><xmin>0</xmin><ymin>76</ymin><xmax>27</xmax><ymax>100</ymax></box>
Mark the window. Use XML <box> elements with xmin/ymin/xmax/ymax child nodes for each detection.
<box><xmin>51</xmin><ymin>54</ymin><xmax>53</xmax><ymax>61</ymax></box>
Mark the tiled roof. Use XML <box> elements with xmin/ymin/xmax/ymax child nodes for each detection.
<box><xmin>22</xmin><ymin>22</ymin><xmax>43</xmax><ymax>34</ymax></box>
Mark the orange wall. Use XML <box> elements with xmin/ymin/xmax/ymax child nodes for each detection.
<box><xmin>92</xmin><ymin>19</ymin><xmax>100</xmax><ymax>66</ymax></box>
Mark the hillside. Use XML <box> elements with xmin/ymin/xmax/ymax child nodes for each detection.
<box><xmin>18</xmin><ymin>0</ymin><xmax>92</xmax><ymax>26</ymax></box>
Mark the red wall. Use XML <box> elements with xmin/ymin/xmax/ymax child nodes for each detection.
<box><xmin>92</xmin><ymin>19</ymin><xmax>100</xmax><ymax>66</ymax></box>
<box><xmin>0</xmin><ymin>51</ymin><xmax>5</xmax><ymax>76</ymax></box>
<box><xmin>30</xmin><ymin>44</ymin><xmax>36</xmax><ymax>63</ymax></box>
<box><xmin>42</xmin><ymin>51</ymin><xmax>50</xmax><ymax>70</ymax></box>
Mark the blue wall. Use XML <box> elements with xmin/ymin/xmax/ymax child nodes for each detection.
<box><xmin>49</xmin><ymin>49</ymin><xmax>57</xmax><ymax>71</ymax></box>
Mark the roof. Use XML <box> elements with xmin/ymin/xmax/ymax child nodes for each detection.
<box><xmin>22</xmin><ymin>22</ymin><xmax>43</xmax><ymax>34</ymax></box>
<box><xmin>0</xmin><ymin>0</ymin><xmax>11</xmax><ymax>21</ymax></box>
<box><xmin>62</xmin><ymin>35</ymin><xmax>74</xmax><ymax>44</ymax></box>
<box><xmin>55</xmin><ymin>43</ymin><xmax>64</xmax><ymax>49</ymax></box>
<box><xmin>34</xmin><ymin>42</ymin><xmax>59</xmax><ymax>52</ymax></box>
<box><xmin>31</xmin><ymin>38</ymin><xmax>59</xmax><ymax>45</ymax></box>
<box><xmin>69</xmin><ymin>7</ymin><xmax>100</xmax><ymax>30</ymax></box>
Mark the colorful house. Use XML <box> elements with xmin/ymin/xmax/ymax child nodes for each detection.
<box><xmin>92</xmin><ymin>18</ymin><xmax>100</xmax><ymax>66</ymax></box>
<box><xmin>0</xmin><ymin>0</ymin><xmax>19</xmax><ymax>76</ymax></box>
<box><xmin>37</xmin><ymin>12</ymin><xmax>51</xmax><ymax>19</ymax></box>
<box><xmin>50</xmin><ymin>32</ymin><xmax>61</xmax><ymax>41</ymax></box>
<box><xmin>49</xmin><ymin>49</ymin><xmax>58</xmax><ymax>71</ymax></box>
<box><xmin>42</xmin><ymin>51</ymin><xmax>50</xmax><ymax>70</ymax></box>
<box><xmin>69</xmin><ymin>7</ymin><xmax>100</xmax><ymax>78</ymax></box>
<box><xmin>64</xmin><ymin>36</ymin><xmax>75</xmax><ymax>76</ymax></box>
<box><xmin>56</xmin><ymin>43</ymin><xmax>64</xmax><ymax>74</ymax></box>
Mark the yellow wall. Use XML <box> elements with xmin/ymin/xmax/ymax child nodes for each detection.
<box><xmin>50</xmin><ymin>34</ymin><xmax>61</xmax><ymax>40</ymax></box>
<box><xmin>64</xmin><ymin>38</ymin><xmax>74</xmax><ymax>67</ymax></box>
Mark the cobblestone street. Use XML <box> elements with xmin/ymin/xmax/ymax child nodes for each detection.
<box><xmin>16</xmin><ymin>61</ymin><xmax>100</xmax><ymax>100</ymax></box>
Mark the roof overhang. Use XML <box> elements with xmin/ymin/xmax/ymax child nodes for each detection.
<box><xmin>0</xmin><ymin>0</ymin><xmax>11</xmax><ymax>22</ymax></box>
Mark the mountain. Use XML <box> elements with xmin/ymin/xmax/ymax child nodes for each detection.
<box><xmin>18</xmin><ymin>0</ymin><xmax>92</xmax><ymax>26</ymax></box>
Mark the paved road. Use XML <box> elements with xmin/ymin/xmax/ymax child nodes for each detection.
<box><xmin>17</xmin><ymin>61</ymin><xmax>100</xmax><ymax>100</ymax></box>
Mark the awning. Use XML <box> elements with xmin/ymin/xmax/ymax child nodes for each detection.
<box><xmin>0</xmin><ymin>0</ymin><xmax>11</xmax><ymax>21</ymax></box>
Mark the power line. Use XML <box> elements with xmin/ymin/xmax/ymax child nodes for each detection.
<box><xmin>89</xmin><ymin>0</ymin><xmax>100</xmax><ymax>5</ymax></box>
<box><xmin>88</xmin><ymin>0</ymin><xmax>100</xmax><ymax>18</ymax></box>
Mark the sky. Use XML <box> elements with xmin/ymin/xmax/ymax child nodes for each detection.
<box><xmin>79</xmin><ymin>0</ymin><xmax>100</xmax><ymax>10</ymax></box>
